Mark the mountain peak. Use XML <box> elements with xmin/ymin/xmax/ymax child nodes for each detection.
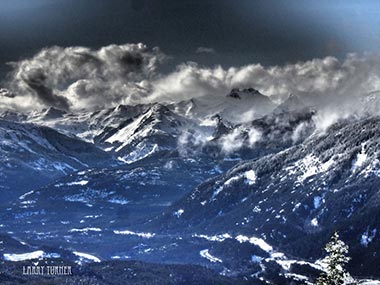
<box><xmin>227</xmin><ymin>87</ymin><xmax>262</xmax><ymax>99</ymax></box>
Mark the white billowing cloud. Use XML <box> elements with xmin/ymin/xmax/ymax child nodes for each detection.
<box><xmin>217</xmin><ymin>127</ymin><xmax>262</xmax><ymax>154</ymax></box>
<box><xmin>238</xmin><ymin>109</ymin><xmax>257</xmax><ymax>124</ymax></box>
<box><xmin>311</xmin><ymin>108</ymin><xmax>353</xmax><ymax>134</ymax></box>
<box><xmin>291</xmin><ymin>122</ymin><xmax>310</xmax><ymax>143</ymax></box>
<box><xmin>152</xmin><ymin>54</ymin><xmax>380</xmax><ymax>107</ymax></box>
<box><xmin>149</xmin><ymin>63</ymin><xmax>229</xmax><ymax>103</ymax></box>
<box><xmin>177</xmin><ymin>126</ymin><xmax>215</xmax><ymax>157</ymax></box>
<box><xmin>247</xmin><ymin>128</ymin><xmax>262</xmax><ymax>147</ymax></box>
<box><xmin>219</xmin><ymin>128</ymin><xmax>244</xmax><ymax>154</ymax></box>
<box><xmin>2</xmin><ymin>43</ymin><xmax>380</xmax><ymax>117</ymax></box>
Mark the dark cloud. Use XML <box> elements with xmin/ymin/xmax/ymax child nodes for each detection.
<box><xmin>4</xmin><ymin>43</ymin><xmax>165</xmax><ymax>110</ymax></box>
<box><xmin>195</xmin><ymin>47</ymin><xmax>215</xmax><ymax>54</ymax></box>
<box><xmin>20</xmin><ymin>68</ymin><xmax>70</xmax><ymax>110</ymax></box>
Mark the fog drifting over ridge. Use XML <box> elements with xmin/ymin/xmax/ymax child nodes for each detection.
<box><xmin>1</xmin><ymin>43</ymin><xmax>380</xmax><ymax>117</ymax></box>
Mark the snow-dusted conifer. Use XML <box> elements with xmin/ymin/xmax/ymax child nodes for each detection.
<box><xmin>316</xmin><ymin>232</ymin><xmax>356</xmax><ymax>285</ymax></box>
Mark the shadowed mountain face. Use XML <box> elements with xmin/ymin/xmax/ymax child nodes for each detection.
<box><xmin>0</xmin><ymin>90</ymin><xmax>380</xmax><ymax>284</ymax></box>
<box><xmin>0</xmin><ymin>119</ymin><xmax>113</xmax><ymax>202</ymax></box>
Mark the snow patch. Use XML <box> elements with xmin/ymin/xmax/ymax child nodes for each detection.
<box><xmin>235</xmin><ymin>235</ymin><xmax>273</xmax><ymax>252</ymax></box>
<box><xmin>224</xmin><ymin>176</ymin><xmax>240</xmax><ymax>186</ymax></box>
<box><xmin>118</xmin><ymin>144</ymin><xmax>159</xmax><ymax>164</ymax></box>
<box><xmin>200</xmin><ymin>249</ymin><xmax>222</xmax><ymax>263</ymax></box>
<box><xmin>69</xmin><ymin>227</ymin><xmax>102</xmax><ymax>233</ymax></box>
<box><xmin>173</xmin><ymin>209</ymin><xmax>184</xmax><ymax>218</ymax></box>
<box><xmin>244</xmin><ymin>170</ymin><xmax>257</xmax><ymax>185</ymax></box>
<box><xmin>284</xmin><ymin>273</ymin><xmax>310</xmax><ymax>282</ymax></box>
<box><xmin>19</xmin><ymin>191</ymin><xmax>34</xmax><ymax>200</ymax></box>
<box><xmin>111</xmin><ymin>255</ymin><xmax>130</xmax><ymax>260</ymax></box>
<box><xmin>193</xmin><ymin>233</ymin><xmax>232</xmax><ymax>242</ymax></box>
<box><xmin>3</xmin><ymin>250</ymin><xmax>45</xmax><ymax>261</ymax></box>
<box><xmin>288</xmin><ymin>154</ymin><xmax>335</xmax><ymax>184</ymax></box>
<box><xmin>314</xmin><ymin>196</ymin><xmax>322</xmax><ymax>209</ymax></box>
<box><xmin>67</xmin><ymin>180</ymin><xmax>89</xmax><ymax>186</ymax></box>
<box><xmin>113</xmin><ymin>230</ymin><xmax>155</xmax><ymax>239</ymax></box>
<box><xmin>361</xmin><ymin>228</ymin><xmax>377</xmax><ymax>247</ymax></box>
<box><xmin>73</xmin><ymin>251</ymin><xmax>101</xmax><ymax>264</ymax></box>
<box><xmin>251</xmin><ymin>255</ymin><xmax>263</xmax><ymax>263</ymax></box>
<box><xmin>311</xmin><ymin>218</ymin><xmax>319</xmax><ymax>227</ymax></box>
<box><xmin>211</xmin><ymin>170</ymin><xmax>256</xmax><ymax>200</ymax></box>
<box><xmin>108</xmin><ymin>197</ymin><xmax>129</xmax><ymax>205</ymax></box>
<box><xmin>359</xmin><ymin>280</ymin><xmax>380</xmax><ymax>285</ymax></box>
<box><xmin>352</xmin><ymin>144</ymin><xmax>368</xmax><ymax>173</ymax></box>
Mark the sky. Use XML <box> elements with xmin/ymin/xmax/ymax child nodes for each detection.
<box><xmin>1</xmin><ymin>0</ymin><xmax>380</xmax><ymax>111</ymax></box>
<box><xmin>1</xmin><ymin>0</ymin><xmax>380</xmax><ymax>70</ymax></box>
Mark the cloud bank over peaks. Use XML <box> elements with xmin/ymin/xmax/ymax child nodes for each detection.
<box><xmin>147</xmin><ymin>53</ymin><xmax>380</xmax><ymax>118</ymax></box>
<box><xmin>2</xmin><ymin>43</ymin><xmax>380</xmax><ymax>120</ymax></box>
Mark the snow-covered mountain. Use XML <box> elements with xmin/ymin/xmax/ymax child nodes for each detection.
<box><xmin>171</xmin><ymin>87</ymin><xmax>276</xmax><ymax>123</ymax></box>
<box><xmin>103</xmin><ymin>104</ymin><xmax>200</xmax><ymax>163</ymax></box>
<box><xmin>1</xmin><ymin>88</ymin><xmax>380</xmax><ymax>284</ymax></box>
<box><xmin>22</xmin><ymin>104</ymin><xmax>152</xmax><ymax>142</ymax></box>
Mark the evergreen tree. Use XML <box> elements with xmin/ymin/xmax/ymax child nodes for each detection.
<box><xmin>316</xmin><ymin>232</ymin><xmax>356</xmax><ymax>285</ymax></box>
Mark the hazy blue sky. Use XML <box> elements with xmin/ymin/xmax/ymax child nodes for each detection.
<box><xmin>1</xmin><ymin>0</ymin><xmax>380</xmax><ymax>75</ymax></box>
